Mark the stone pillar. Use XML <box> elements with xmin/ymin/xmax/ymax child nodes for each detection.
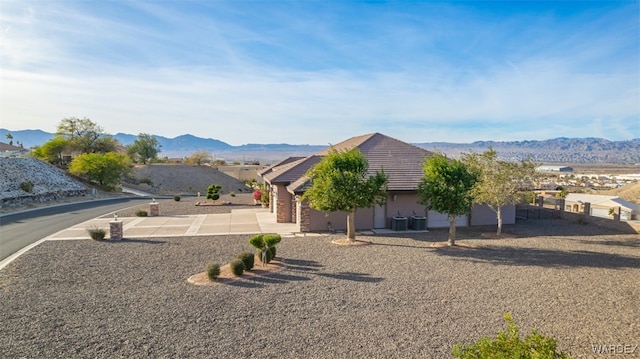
<box><xmin>110</xmin><ymin>220</ymin><xmax>123</xmax><ymax>241</ymax></box>
<box><xmin>149</xmin><ymin>201</ymin><xmax>159</xmax><ymax>216</ymax></box>
<box><xmin>557</xmin><ymin>199</ymin><xmax>565</xmax><ymax>216</ymax></box>
<box><xmin>299</xmin><ymin>201</ymin><xmax>311</xmax><ymax>232</ymax></box>
<box><xmin>537</xmin><ymin>196</ymin><xmax>544</xmax><ymax>208</ymax></box>
<box><xmin>290</xmin><ymin>200</ymin><xmax>296</xmax><ymax>223</ymax></box>
<box><xmin>276</xmin><ymin>196</ymin><xmax>287</xmax><ymax>223</ymax></box>
<box><xmin>583</xmin><ymin>202</ymin><xmax>591</xmax><ymax>216</ymax></box>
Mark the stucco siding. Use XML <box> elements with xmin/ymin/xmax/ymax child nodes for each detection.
<box><xmin>470</xmin><ymin>204</ymin><xmax>515</xmax><ymax>226</ymax></box>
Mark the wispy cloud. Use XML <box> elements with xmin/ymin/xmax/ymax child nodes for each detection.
<box><xmin>1</xmin><ymin>1</ymin><xmax>638</xmax><ymax>145</ymax></box>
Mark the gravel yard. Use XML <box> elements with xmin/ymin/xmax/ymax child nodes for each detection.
<box><xmin>1</xmin><ymin>199</ymin><xmax>639</xmax><ymax>358</ymax></box>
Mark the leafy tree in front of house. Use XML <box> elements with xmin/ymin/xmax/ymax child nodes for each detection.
<box><xmin>302</xmin><ymin>147</ymin><xmax>388</xmax><ymax>242</ymax></box>
<box><xmin>56</xmin><ymin>117</ymin><xmax>118</xmax><ymax>154</ymax></box>
<box><xmin>32</xmin><ymin>136</ymin><xmax>70</xmax><ymax>166</ymax></box>
<box><xmin>462</xmin><ymin>147</ymin><xmax>537</xmax><ymax>236</ymax></box>
<box><xmin>127</xmin><ymin>133</ymin><xmax>161</xmax><ymax>164</ymax></box>
<box><xmin>69</xmin><ymin>152</ymin><xmax>132</xmax><ymax>190</ymax></box>
<box><xmin>417</xmin><ymin>152</ymin><xmax>478</xmax><ymax>246</ymax></box>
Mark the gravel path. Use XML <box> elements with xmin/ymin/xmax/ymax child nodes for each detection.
<box><xmin>1</xmin><ymin>201</ymin><xmax>639</xmax><ymax>358</ymax></box>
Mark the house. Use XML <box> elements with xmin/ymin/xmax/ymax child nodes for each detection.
<box><xmin>536</xmin><ymin>165</ymin><xmax>573</xmax><ymax>172</ymax></box>
<box><xmin>259</xmin><ymin>133</ymin><xmax>514</xmax><ymax>233</ymax></box>
<box><xmin>0</xmin><ymin>141</ymin><xmax>29</xmax><ymax>158</ymax></box>
<box><xmin>564</xmin><ymin>193</ymin><xmax>638</xmax><ymax>221</ymax></box>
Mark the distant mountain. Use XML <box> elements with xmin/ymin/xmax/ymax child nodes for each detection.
<box><xmin>415</xmin><ymin>137</ymin><xmax>640</xmax><ymax>163</ymax></box>
<box><xmin>2</xmin><ymin>128</ymin><xmax>638</xmax><ymax>163</ymax></box>
<box><xmin>114</xmin><ymin>133</ymin><xmax>232</xmax><ymax>152</ymax></box>
<box><xmin>0</xmin><ymin>129</ymin><xmax>55</xmax><ymax>149</ymax></box>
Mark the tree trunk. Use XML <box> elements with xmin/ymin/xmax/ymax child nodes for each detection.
<box><xmin>496</xmin><ymin>207</ymin><xmax>503</xmax><ymax>236</ymax></box>
<box><xmin>347</xmin><ymin>209</ymin><xmax>356</xmax><ymax>242</ymax></box>
<box><xmin>448</xmin><ymin>214</ymin><xmax>456</xmax><ymax>246</ymax></box>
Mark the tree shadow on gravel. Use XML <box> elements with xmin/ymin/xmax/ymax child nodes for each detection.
<box><xmin>283</xmin><ymin>259</ymin><xmax>324</xmax><ymax>272</ymax></box>
<box><xmin>432</xmin><ymin>246</ymin><xmax>640</xmax><ymax>269</ymax></box>
<box><xmin>315</xmin><ymin>272</ymin><xmax>384</xmax><ymax>283</ymax></box>
<box><xmin>565</xmin><ymin>238</ymin><xmax>640</xmax><ymax>248</ymax></box>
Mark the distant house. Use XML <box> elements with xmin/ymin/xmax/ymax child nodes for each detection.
<box><xmin>259</xmin><ymin>133</ymin><xmax>514</xmax><ymax>233</ymax></box>
<box><xmin>564</xmin><ymin>193</ymin><xmax>638</xmax><ymax>221</ymax></box>
<box><xmin>0</xmin><ymin>141</ymin><xmax>28</xmax><ymax>158</ymax></box>
<box><xmin>536</xmin><ymin>165</ymin><xmax>573</xmax><ymax>172</ymax></box>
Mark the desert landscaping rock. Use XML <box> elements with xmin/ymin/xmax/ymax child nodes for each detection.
<box><xmin>1</xmin><ymin>200</ymin><xmax>638</xmax><ymax>358</ymax></box>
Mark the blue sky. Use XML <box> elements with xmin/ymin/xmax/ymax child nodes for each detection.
<box><xmin>1</xmin><ymin>1</ymin><xmax>638</xmax><ymax>145</ymax></box>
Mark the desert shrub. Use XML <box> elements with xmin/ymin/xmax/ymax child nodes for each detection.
<box><xmin>20</xmin><ymin>181</ymin><xmax>34</xmax><ymax>192</ymax></box>
<box><xmin>139</xmin><ymin>177</ymin><xmax>153</xmax><ymax>186</ymax></box>
<box><xmin>248</xmin><ymin>234</ymin><xmax>264</xmax><ymax>249</ymax></box>
<box><xmin>173</xmin><ymin>195</ymin><xmax>181</xmax><ymax>201</ymax></box>
<box><xmin>135</xmin><ymin>209</ymin><xmax>148</xmax><ymax>217</ymax></box>
<box><xmin>88</xmin><ymin>227</ymin><xmax>106</xmax><ymax>240</ymax></box>
<box><xmin>263</xmin><ymin>234</ymin><xmax>281</xmax><ymax>247</ymax></box>
<box><xmin>229</xmin><ymin>259</ymin><xmax>245</xmax><ymax>276</ymax></box>
<box><xmin>206</xmin><ymin>263</ymin><xmax>220</xmax><ymax>281</ymax></box>
<box><xmin>230</xmin><ymin>192</ymin><xmax>236</xmax><ymax>197</ymax></box>
<box><xmin>452</xmin><ymin>313</ymin><xmax>572</xmax><ymax>359</ymax></box>
<box><xmin>257</xmin><ymin>247</ymin><xmax>276</xmax><ymax>263</ymax></box>
<box><xmin>236</xmin><ymin>252</ymin><xmax>255</xmax><ymax>271</ymax></box>
<box><xmin>207</xmin><ymin>184</ymin><xmax>221</xmax><ymax>201</ymax></box>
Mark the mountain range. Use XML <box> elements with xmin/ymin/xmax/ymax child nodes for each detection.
<box><xmin>1</xmin><ymin>128</ymin><xmax>639</xmax><ymax>164</ymax></box>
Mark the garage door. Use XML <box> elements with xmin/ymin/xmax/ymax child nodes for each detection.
<box><xmin>427</xmin><ymin>211</ymin><xmax>468</xmax><ymax>228</ymax></box>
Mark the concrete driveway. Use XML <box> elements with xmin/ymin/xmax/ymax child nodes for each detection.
<box><xmin>48</xmin><ymin>208</ymin><xmax>300</xmax><ymax>240</ymax></box>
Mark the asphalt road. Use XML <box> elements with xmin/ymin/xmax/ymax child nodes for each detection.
<box><xmin>0</xmin><ymin>198</ymin><xmax>150</xmax><ymax>262</ymax></box>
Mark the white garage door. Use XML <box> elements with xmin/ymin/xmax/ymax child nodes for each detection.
<box><xmin>427</xmin><ymin>211</ymin><xmax>468</xmax><ymax>228</ymax></box>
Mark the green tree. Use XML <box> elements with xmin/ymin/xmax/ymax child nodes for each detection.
<box><xmin>5</xmin><ymin>133</ymin><xmax>13</xmax><ymax>145</ymax></box>
<box><xmin>69</xmin><ymin>152</ymin><xmax>132</xmax><ymax>190</ymax></box>
<box><xmin>302</xmin><ymin>147</ymin><xmax>388</xmax><ymax>242</ymax></box>
<box><xmin>128</xmin><ymin>133</ymin><xmax>161</xmax><ymax>164</ymax></box>
<box><xmin>462</xmin><ymin>148</ymin><xmax>536</xmax><ymax>236</ymax></box>
<box><xmin>56</xmin><ymin>117</ymin><xmax>117</xmax><ymax>153</ymax></box>
<box><xmin>418</xmin><ymin>153</ymin><xmax>478</xmax><ymax>246</ymax></box>
<box><xmin>31</xmin><ymin>136</ymin><xmax>69</xmax><ymax>166</ymax></box>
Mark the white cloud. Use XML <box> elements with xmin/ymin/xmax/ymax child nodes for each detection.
<box><xmin>0</xmin><ymin>1</ymin><xmax>638</xmax><ymax>144</ymax></box>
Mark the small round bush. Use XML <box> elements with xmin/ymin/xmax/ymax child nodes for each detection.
<box><xmin>135</xmin><ymin>209</ymin><xmax>148</xmax><ymax>217</ymax></box>
<box><xmin>20</xmin><ymin>181</ymin><xmax>34</xmax><ymax>192</ymax></box>
<box><xmin>173</xmin><ymin>195</ymin><xmax>181</xmax><ymax>201</ymax></box>
<box><xmin>229</xmin><ymin>259</ymin><xmax>245</xmax><ymax>276</ymax></box>
<box><xmin>236</xmin><ymin>252</ymin><xmax>255</xmax><ymax>271</ymax></box>
<box><xmin>206</xmin><ymin>263</ymin><xmax>220</xmax><ymax>281</ymax></box>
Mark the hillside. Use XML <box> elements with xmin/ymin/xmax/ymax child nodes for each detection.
<box><xmin>126</xmin><ymin>164</ymin><xmax>252</xmax><ymax>196</ymax></box>
<box><xmin>0</xmin><ymin>158</ymin><xmax>90</xmax><ymax>208</ymax></box>
<box><xmin>594</xmin><ymin>182</ymin><xmax>640</xmax><ymax>205</ymax></box>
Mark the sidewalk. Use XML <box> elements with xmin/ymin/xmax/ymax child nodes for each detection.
<box><xmin>47</xmin><ymin>208</ymin><xmax>302</xmax><ymax>240</ymax></box>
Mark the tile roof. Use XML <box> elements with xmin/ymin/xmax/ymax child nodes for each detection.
<box><xmin>264</xmin><ymin>133</ymin><xmax>433</xmax><ymax>193</ymax></box>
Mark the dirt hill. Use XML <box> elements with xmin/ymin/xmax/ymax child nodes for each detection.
<box><xmin>126</xmin><ymin>164</ymin><xmax>253</xmax><ymax>196</ymax></box>
<box><xmin>595</xmin><ymin>182</ymin><xmax>640</xmax><ymax>205</ymax></box>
